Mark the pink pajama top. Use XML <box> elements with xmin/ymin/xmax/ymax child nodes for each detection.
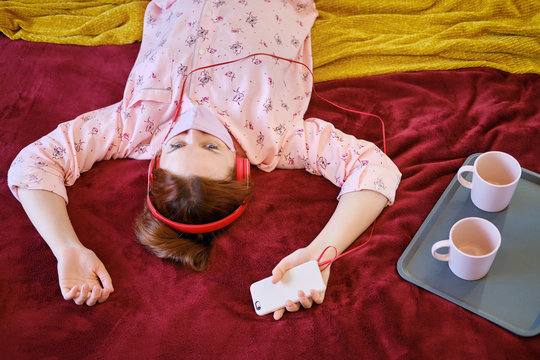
<box><xmin>8</xmin><ymin>0</ymin><xmax>401</xmax><ymax>205</ymax></box>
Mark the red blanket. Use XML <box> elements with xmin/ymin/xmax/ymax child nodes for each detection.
<box><xmin>1</xmin><ymin>35</ymin><xmax>539</xmax><ymax>359</ymax></box>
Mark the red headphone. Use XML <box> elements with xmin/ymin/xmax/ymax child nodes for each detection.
<box><xmin>147</xmin><ymin>156</ymin><xmax>250</xmax><ymax>234</ymax></box>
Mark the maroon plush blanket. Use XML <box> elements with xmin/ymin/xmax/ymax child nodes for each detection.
<box><xmin>1</xmin><ymin>35</ymin><xmax>539</xmax><ymax>359</ymax></box>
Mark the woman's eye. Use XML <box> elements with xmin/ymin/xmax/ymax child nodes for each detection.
<box><xmin>206</xmin><ymin>144</ymin><xmax>218</xmax><ymax>150</ymax></box>
<box><xmin>170</xmin><ymin>143</ymin><xmax>184</xmax><ymax>149</ymax></box>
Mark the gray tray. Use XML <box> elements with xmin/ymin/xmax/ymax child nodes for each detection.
<box><xmin>397</xmin><ymin>153</ymin><xmax>540</xmax><ymax>337</ymax></box>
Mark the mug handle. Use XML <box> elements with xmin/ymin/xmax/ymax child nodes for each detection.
<box><xmin>431</xmin><ymin>240</ymin><xmax>451</xmax><ymax>261</ymax></box>
<box><xmin>457</xmin><ymin>165</ymin><xmax>474</xmax><ymax>189</ymax></box>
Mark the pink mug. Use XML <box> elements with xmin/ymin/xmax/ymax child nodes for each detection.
<box><xmin>457</xmin><ymin>151</ymin><xmax>521</xmax><ymax>212</ymax></box>
<box><xmin>432</xmin><ymin>217</ymin><xmax>501</xmax><ymax>280</ymax></box>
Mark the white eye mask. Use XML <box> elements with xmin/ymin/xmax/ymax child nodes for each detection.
<box><xmin>163</xmin><ymin>106</ymin><xmax>236</xmax><ymax>153</ymax></box>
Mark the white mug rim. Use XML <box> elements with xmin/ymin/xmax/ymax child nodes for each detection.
<box><xmin>449</xmin><ymin>217</ymin><xmax>501</xmax><ymax>259</ymax></box>
<box><xmin>474</xmin><ymin>151</ymin><xmax>521</xmax><ymax>188</ymax></box>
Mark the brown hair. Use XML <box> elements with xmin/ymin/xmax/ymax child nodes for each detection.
<box><xmin>134</xmin><ymin>166</ymin><xmax>253</xmax><ymax>271</ymax></box>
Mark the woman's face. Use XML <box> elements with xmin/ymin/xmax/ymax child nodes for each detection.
<box><xmin>159</xmin><ymin>129</ymin><xmax>236</xmax><ymax>180</ymax></box>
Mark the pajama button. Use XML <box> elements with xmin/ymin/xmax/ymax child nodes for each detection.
<box><xmin>199</xmin><ymin>49</ymin><xmax>206</xmax><ymax>55</ymax></box>
<box><xmin>206</xmin><ymin>10</ymin><xmax>212</xmax><ymax>16</ymax></box>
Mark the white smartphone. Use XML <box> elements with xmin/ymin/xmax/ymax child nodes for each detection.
<box><xmin>250</xmin><ymin>260</ymin><xmax>326</xmax><ymax>316</ymax></box>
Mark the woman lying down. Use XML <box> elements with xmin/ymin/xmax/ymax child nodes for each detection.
<box><xmin>8</xmin><ymin>0</ymin><xmax>400</xmax><ymax>320</ymax></box>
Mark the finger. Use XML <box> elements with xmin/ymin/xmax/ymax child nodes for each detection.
<box><xmin>271</xmin><ymin>269</ymin><xmax>282</xmax><ymax>284</ymax></box>
<box><xmin>96</xmin><ymin>266</ymin><xmax>114</xmax><ymax>293</ymax></box>
<box><xmin>271</xmin><ymin>263</ymin><xmax>287</xmax><ymax>284</ymax></box>
<box><xmin>271</xmin><ymin>253</ymin><xmax>299</xmax><ymax>284</ymax></box>
<box><xmin>273</xmin><ymin>308</ymin><xmax>286</xmax><ymax>321</ymax></box>
<box><xmin>74</xmin><ymin>284</ymin><xmax>89</xmax><ymax>305</ymax></box>
<box><xmin>298</xmin><ymin>290</ymin><xmax>313</xmax><ymax>309</ymax></box>
<box><xmin>311</xmin><ymin>289</ymin><xmax>325</xmax><ymax>305</ymax></box>
<box><xmin>285</xmin><ymin>300</ymin><xmax>300</xmax><ymax>313</ymax></box>
<box><xmin>98</xmin><ymin>289</ymin><xmax>111</xmax><ymax>304</ymax></box>
<box><xmin>272</xmin><ymin>250</ymin><xmax>306</xmax><ymax>284</ymax></box>
<box><xmin>63</xmin><ymin>285</ymin><xmax>79</xmax><ymax>301</ymax></box>
<box><xmin>86</xmin><ymin>286</ymin><xmax>101</xmax><ymax>307</ymax></box>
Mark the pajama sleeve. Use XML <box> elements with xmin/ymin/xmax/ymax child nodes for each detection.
<box><xmin>277</xmin><ymin>117</ymin><xmax>401</xmax><ymax>205</ymax></box>
<box><xmin>7</xmin><ymin>102</ymin><xmax>134</xmax><ymax>203</ymax></box>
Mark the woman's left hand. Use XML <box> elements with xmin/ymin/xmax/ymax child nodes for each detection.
<box><xmin>270</xmin><ymin>248</ymin><xmax>331</xmax><ymax>320</ymax></box>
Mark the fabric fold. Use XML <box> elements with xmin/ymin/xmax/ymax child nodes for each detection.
<box><xmin>310</xmin><ymin>0</ymin><xmax>540</xmax><ymax>80</ymax></box>
<box><xmin>0</xmin><ymin>0</ymin><xmax>539</xmax><ymax>79</ymax></box>
<box><xmin>0</xmin><ymin>0</ymin><xmax>149</xmax><ymax>45</ymax></box>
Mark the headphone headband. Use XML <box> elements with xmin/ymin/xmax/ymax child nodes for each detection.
<box><xmin>146</xmin><ymin>156</ymin><xmax>250</xmax><ymax>234</ymax></box>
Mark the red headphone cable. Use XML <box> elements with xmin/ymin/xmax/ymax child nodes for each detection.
<box><xmin>160</xmin><ymin>52</ymin><xmax>387</xmax><ymax>265</ymax></box>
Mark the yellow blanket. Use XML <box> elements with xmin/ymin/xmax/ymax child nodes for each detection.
<box><xmin>0</xmin><ymin>0</ymin><xmax>148</xmax><ymax>46</ymax></box>
<box><xmin>312</xmin><ymin>0</ymin><xmax>540</xmax><ymax>81</ymax></box>
<box><xmin>1</xmin><ymin>0</ymin><xmax>538</xmax><ymax>80</ymax></box>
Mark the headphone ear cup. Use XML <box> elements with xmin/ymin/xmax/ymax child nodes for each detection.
<box><xmin>235</xmin><ymin>157</ymin><xmax>250</xmax><ymax>181</ymax></box>
<box><xmin>243</xmin><ymin>158</ymin><xmax>250</xmax><ymax>181</ymax></box>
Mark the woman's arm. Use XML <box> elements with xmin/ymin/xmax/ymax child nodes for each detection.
<box><xmin>18</xmin><ymin>188</ymin><xmax>114</xmax><ymax>306</ymax></box>
<box><xmin>270</xmin><ymin>115</ymin><xmax>401</xmax><ymax>319</ymax></box>
<box><xmin>271</xmin><ymin>189</ymin><xmax>387</xmax><ymax>320</ymax></box>
<box><xmin>278</xmin><ymin>117</ymin><xmax>401</xmax><ymax>206</ymax></box>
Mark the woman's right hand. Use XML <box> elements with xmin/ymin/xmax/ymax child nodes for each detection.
<box><xmin>56</xmin><ymin>246</ymin><xmax>114</xmax><ymax>306</ymax></box>
<box><xmin>17</xmin><ymin>189</ymin><xmax>114</xmax><ymax>306</ymax></box>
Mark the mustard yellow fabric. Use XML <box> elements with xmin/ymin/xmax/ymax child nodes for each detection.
<box><xmin>311</xmin><ymin>0</ymin><xmax>540</xmax><ymax>81</ymax></box>
<box><xmin>0</xmin><ymin>0</ymin><xmax>149</xmax><ymax>46</ymax></box>
<box><xmin>1</xmin><ymin>1</ymin><xmax>538</xmax><ymax>80</ymax></box>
